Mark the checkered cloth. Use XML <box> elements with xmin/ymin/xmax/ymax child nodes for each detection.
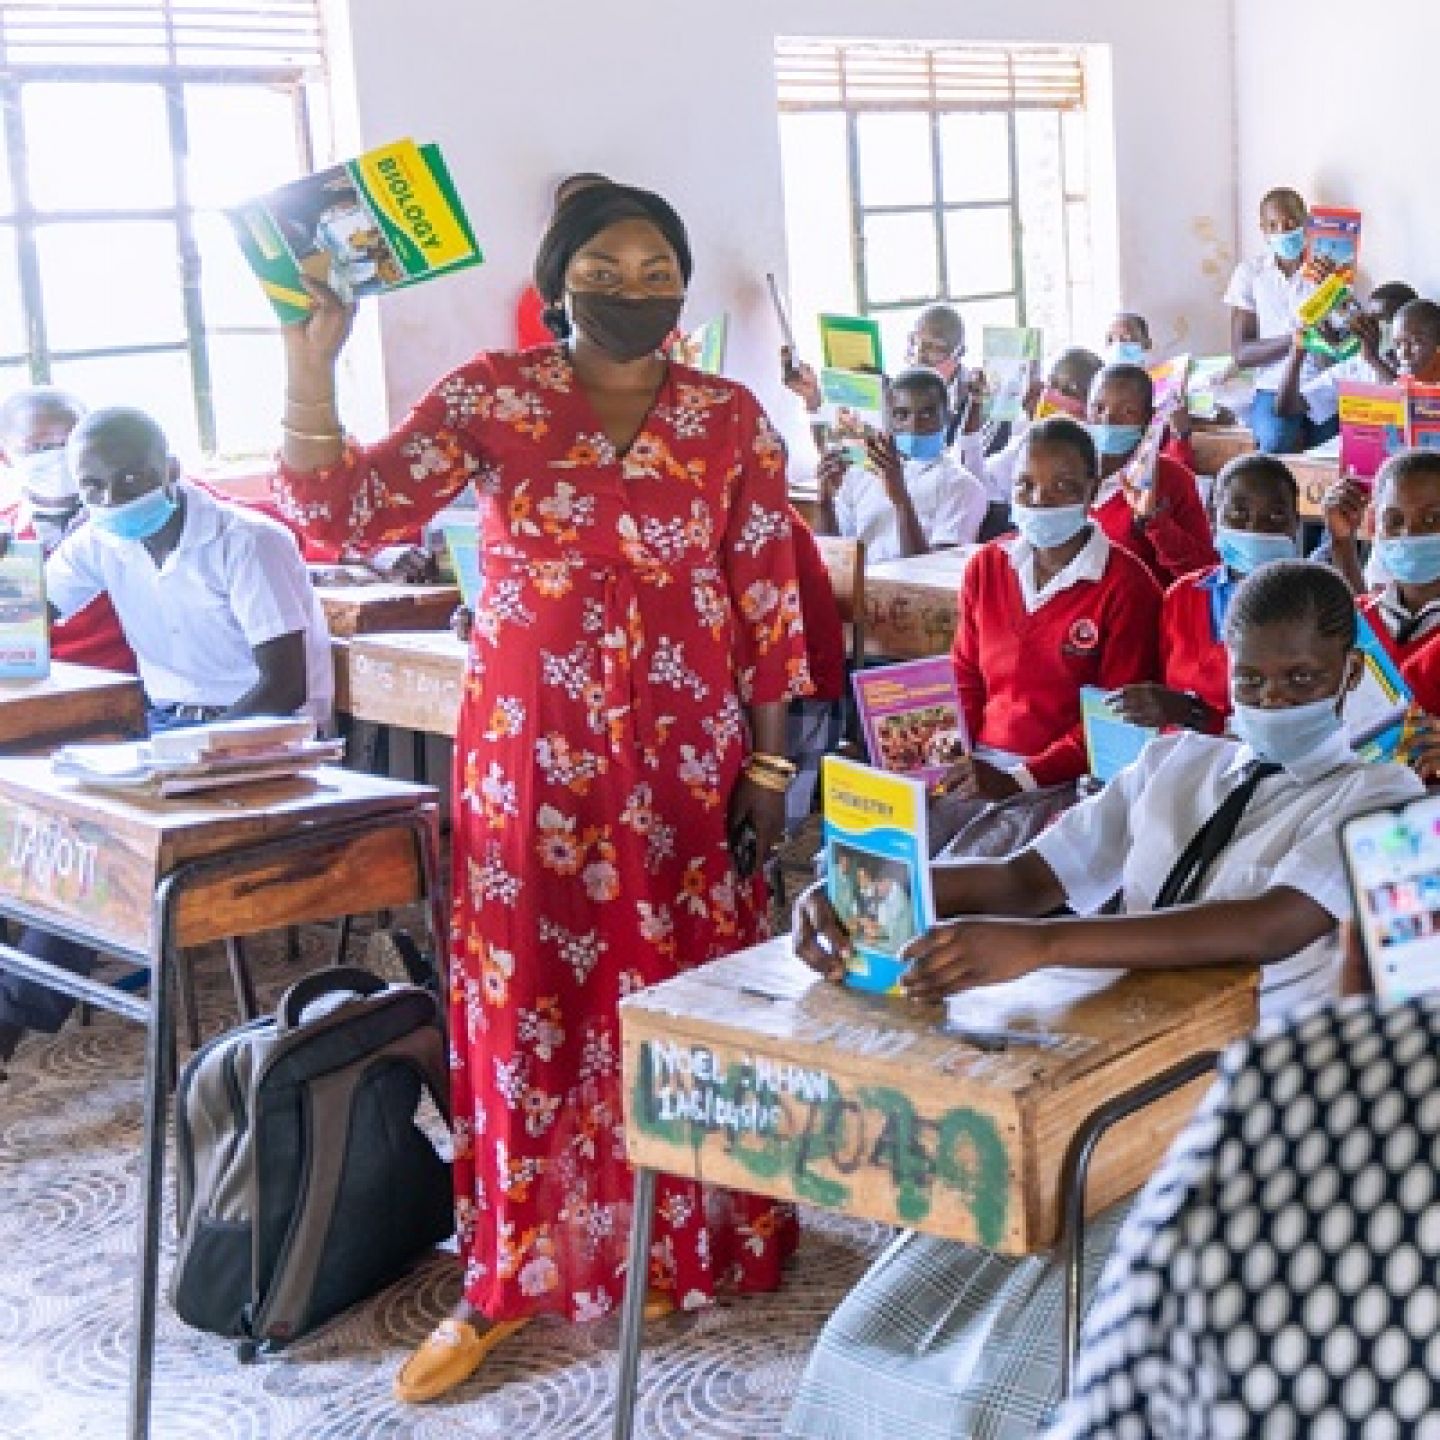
<box><xmin>783</xmin><ymin>1207</ymin><xmax>1130</xmax><ymax>1439</ymax></box>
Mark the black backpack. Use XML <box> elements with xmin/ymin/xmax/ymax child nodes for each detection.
<box><xmin>170</xmin><ymin>965</ymin><xmax>454</xmax><ymax>1354</ymax></box>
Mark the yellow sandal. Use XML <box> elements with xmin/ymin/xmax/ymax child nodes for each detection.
<box><xmin>393</xmin><ymin>1316</ymin><xmax>529</xmax><ymax>1404</ymax></box>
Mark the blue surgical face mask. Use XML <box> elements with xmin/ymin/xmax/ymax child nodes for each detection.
<box><xmin>894</xmin><ymin>429</ymin><xmax>947</xmax><ymax>462</ymax></box>
<box><xmin>87</xmin><ymin>485</ymin><xmax>178</xmax><ymax>543</ymax></box>
<box><xmin>1375</xmin><ymin>534</ymin><xmax>1440</xmax><ymax>587</ymax></box>
<box><xmin>1268</xmin><ymin>227</ymin><xmax>1306</xmax><ymax>263</ymax></box>
<box><xmin>1088</xmin><ymin>421</ymin><xmax>1145</xmax><ymax>458</ymax></box>
<box><xmin>1011</xmin><ymin>501</ymin><xmax>1090</xmax><ymax>551</ymax></box>
<box><xmin>1106</xmin><ymin>341</ymin><xmax>1146</xmax><ymax>367</ymax></box>
<box><xmin>1230</xmin><ymin>693</ymin><xmax>1346</xmax><ymax>768</ymax></box>
<box><xmin>1215</xmin><ymin>526</ymin><xmax>1299</xmax><ymax>576</ymax></box>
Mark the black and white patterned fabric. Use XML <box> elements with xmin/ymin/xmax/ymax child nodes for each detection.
<box><xmin>1048</xmin><ymin>995</ymin><xmax>1440</xmax><ymax>1440</ymax></box>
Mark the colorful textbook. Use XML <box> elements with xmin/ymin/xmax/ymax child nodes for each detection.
<box><xmin>1338</xmin><ymin>381</ymin><xmax>1407</xmax><ymax>481</ymax></box>
<box><xmin>671</xmin><ymin>315</ymin><xmax>727</xmax><ymax>375</ymax></box>
<box><xmin>0</xmin><ymin>540</ymin><xmax>49</xmax><ymax>679</ymax></box>
<box><xmin>1347</xmin><ymin>612</ymin><xmax>1415</xmax><ymax>764</ymax></box>
<box><xmin>818</xmin><ymin>313</ymin><xmax>884</xmax><ymax>374</ymax></box>
<box><xmin>852</xmin><ymin>658</ymin><xmax>966</xmax><ymax>785</ymax></box>
<box><xmin>1304</xmin><ymin>205</ymin><xmax>1362</xmax><ymax>280</ymax></box>
<box><xmin>982</xmin><ymin>327</ymin><xmax>1041</xmax><ymax>424</ymax></box>
<box><xmin>822</xmin><ymin>755</ymin><xmax>934</xmax><ymax>995</ymax></box>
<box><xmin>1080</xmin><ymin>687</ymin><xmax>1155</xmax><ymax>782</ymax></box>
<box><xmin>443</xmin><ymin>526</ymin><xmax>481</xmax><ymax>609</ymax></box>
<box><xmin>228</xmin><ymin>138</ymin><xmax>482</xmax><ymax>323</ymax></box>
<box><xmin>1147</xmin><ymin>354</ymin><xmax>1191</xmax><ymax>413</ymax></box>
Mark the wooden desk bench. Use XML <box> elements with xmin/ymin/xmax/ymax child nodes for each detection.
<box><xmin>610</xmin><ymin>939</ymin><xmax>1258</xmax><ymax>1436</ymax></box>
<box><xmin>333</xmin><ymin>630</ymin><xmax>467</xmax><ymax>741</ymax></box>
<box><xmin>0</xmin><ymin>760</ymin><xmax>442</xmax><ymax>1439</ymax></box>
<box><xmin>315</xmin><ymin>582</ymin><xmax>460</xmax><ymax>638</ymax></box>
<box><xmin>0</xmin><ymin>662</ymin><xmax>145</xmax><ymax>752</ymax></box>
<box><xmin>863</xmin><ymin>547</ymin><xmax>974</xmax><ymax>659</ymax></box>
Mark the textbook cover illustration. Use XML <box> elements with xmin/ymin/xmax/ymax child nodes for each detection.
<box><xmin>1118</xmin><ymin>402</ymin><xmax>1176</xmax><ymax>502</ymax></box>
<box><xmin>1304</xmin><ymin>205</ymin><xmax>1362</xmax><ymax>280</ymax></box>
<box><xmin>1406</xmin><ymin>384</ymin><xmax>1440</xmax><ymax>453</ymax></box>
<box><xmin>1034</xmin><ymin>386</ymin><xmax>1085</xmax><ymax>420</ymax></box>
<box><xmin>0</xmin><ymin>540</ymin><xmax>49</xmax><ymax>680</ymax></box>
<box><xmin>443</xmin><ymin>526</ymin><xmax>481</xmax><ymax>610</ymax></box>
<box><xmin>1347</xmin><ymin>612</ymin><xmax>1414</xmax><ymax>764</ymax></box>
<box><xmin>853</xmin><ymin>658</ymin><xmax>966</xmax><ymax>785</ymax></box>
<box><xmin>228</xmin><ymin>138</ymin><xmax>483</xmax><ymax>323</ymax></box>
<box><xmin>819</xmin><ymin>313</ymin><xmax>884</xmax><ymax>374</ymax></box>
<box><xmin>1185</xmin><ymin>355</ymin><xmax>1249</xmax><ymax>418</ymax></box>
<box><xmin>821</xmin><ymin>368</ymin><xmax>886</xmax><ymax>464</ymax></box>
<box><xmin>1338</xmin><ymin>381</ymin><xmax>1407</xmax><ymax>481</ymax></box>
<box><xmin>982</xmin><ymin>326</ymin><xmax>1041</xmax><ymax>424</ymax></box>
<box><xmin>822</xmin><ymin>755</ymin><xmax>934</xmax><ymax>996</ymax></box>
<box><xmin>1081</xmin><ymin>687</ymin><xmax>1154</xmax><ymax>782</ymax></box>
<box><xmin>1147</xmin><ymin>354</ymin><xmax>1191</xmax><ymax>413</ymax></box>
<box><xmin>1298</xmin><ymin>273</ymin><xmax>1362</xmax><ymax>362</ymax></box>
<box><xmin>671</xmin><ymin>314</ymin><xmax>727</xmax><ymax>375</ymax></box>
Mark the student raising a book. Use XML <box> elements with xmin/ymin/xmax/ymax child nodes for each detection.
<box><xmin>1084</xmin><ymin>363</ymin><xmax>1217</xmax><ymax>587</ymax></box>
<box><xmin>1110</xmin><ymin>453</ymin><xmax>1300</xmax><ymax>733</ymax></box>
<box><xmin>812</xmin><ymin>367</ymin><xmax>987</xmax><ymax>562</ymax></box>
<box><xmin>786</xmin><ymin>559</ymin><xmax>1422</xmax><ymax>1440</ymax></box>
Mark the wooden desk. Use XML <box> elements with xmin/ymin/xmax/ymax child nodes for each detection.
<box><xmin>0</xmin><ymin>759</ymin><xmax>442</xmax><ymax>1439</ymax></box>
<box><xmin>1189</xmin><ymin>423</ymin><xmax>1256</xmax><ymax>478</ymax></box>
<box><xmin>0</xmin><ymin>662</ymin><xmax>145</xmax><ymax>752</ymax></box>
<box><xmin>789</xmin><ymin>482</ymin><xmax>822</xmax><ymax>530</ymax></box>
<box><xmin>315</xmin><ymin>582</ymin><xmax>460</xmax><ymax>637</ymax></box>
<box><xmin>333</xmin><ymin>630</ymin><xmax>467</xmax><ymax>739</ymax></box>
<box><xmin>1288</xmin><ymin>451</ymin><xmax>1339</xmax><ymax>520</ymax></box>
<box><xmin>864</xmin><ymin>547</ymin><xmax>974</xmax><ymax>658</ymax></box>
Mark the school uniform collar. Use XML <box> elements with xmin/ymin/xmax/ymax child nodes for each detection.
<box><xmin>1225</xmin><ymin>727</ymin><xmax>1356</xmax><ymax>784</ymax></box>
<box><xmin>1376</xmin><ymin>583</ymin><xmax>1440</xmax><ymax>636</ymax></box>
<box><xmin>1007</xmin><ymin>522</ymin><xmax>1109</xmax><ymax>611</ymax></box>
<box><xmin>1197</xmin><ymin>563</ymin><xmax>1241</xmax><ymax>641</ymax></box>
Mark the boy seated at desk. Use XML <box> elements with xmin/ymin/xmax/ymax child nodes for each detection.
<box><xmin>811</xmin><ymin>367</ymin><xmax>987</xmax><ymax>563</ymax></box>
<box><xmin>0</xmin><ymin>406</ymin><xmax>334</xmax><ymax>1072</ymax></box>
<box><xmin>0</xmin><ymin>386</ymin><xmax>135</xmax><ymax>674</ymax></box>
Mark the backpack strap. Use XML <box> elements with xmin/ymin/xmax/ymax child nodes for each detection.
<box><xmin>278</xmin><ymin>966</ymin><xmax>387</xmax><ymax>1030</ymax></box>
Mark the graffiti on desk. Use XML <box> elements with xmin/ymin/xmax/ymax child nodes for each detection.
<box><xmin>631</xmin><ymin>1037</ymin><xmax>1010</xmax><ymax>1242</ymax></box>
<box><xmin>864</xmin><ymin>588</ymin><xmax>958</xmax><ymax>658</ymax></box>
<box><xmin>0</xmin><ymin>805</ymin><xmax>150</xmax><ymax>940</ymax></box>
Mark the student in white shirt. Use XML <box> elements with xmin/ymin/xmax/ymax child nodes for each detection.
<box><xmin>1277</xmin><ymin>279</ymin><xmax>1416</xmax><ymax>427</ymax></box>
<box><xmin>813</xmin><ymin>367</ymin><xmax>986</xmax><ymax>563</ymax></box>
<box><xmin>785</xmin><ymin>559</ymin><xmax>1422</xmax><ymax>1440</ymax></box>
<box><xmin>46</xmin><ymin>406</ymin><xmax>334</xmax><ymax>731</ymax></box>
<box><xmin>1224</xmin><ymin>186</ymin><xmax>1326</xmax><ymax>454</ymax></box>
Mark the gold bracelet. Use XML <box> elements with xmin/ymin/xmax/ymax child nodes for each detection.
<box><xmin>280</xmin><ymin>422</ymin><xmax>345</xmax><ymax>444</ymax></box>
<box><xmin>746</xmin><ymin>752</ymin><xmax>797</xmax><ymax>779</ymax></box>
<box><xmin>742</xmin><ymin>768</ymin><xmax>792</xmax><ymax>794</ymax></box>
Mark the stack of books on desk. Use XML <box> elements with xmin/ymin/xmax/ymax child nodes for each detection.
<box><xmin>51</xmin><ymin>717</ymin><xmax>344</xmax><ymax>798</ymax></box>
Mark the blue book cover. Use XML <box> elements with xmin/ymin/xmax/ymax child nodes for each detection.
<box><xmin>1347</xmin><ymin>613</ymin><xmax>1414</xmax><ymax>764</ymax></box>
<box><xmin>1081</xmin><ymin>687</ymin><xmax>1154</xmax><ymax>783</ymax></box>
<box><xmin>442</xmin><ymin>525</ymin><xmax>481</xmax><ymax>610</ymax></box>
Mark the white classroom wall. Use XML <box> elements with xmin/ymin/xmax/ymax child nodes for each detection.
<box><xmin>1233</xmin><ymin>0</ymin><xmax>1440</xmax><ymax>299</ymax></box>
<box><xmin>334</xmin><ymin>0</ymin><xmax>1239</xmax><ymax>444</ymax></box>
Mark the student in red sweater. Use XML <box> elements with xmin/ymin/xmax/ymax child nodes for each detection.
<box><xmin>1110</xmin><ymin>453</ymin><xmax>1300</xmax><ymax>734</ymax></box>
<box><xmin>940</xmin><ymin>416</ymin><xmax>1162</xmax><ymax>800</ymax></box>
<box><xmin>0</xmin><ymin>386</ymin><xmax>135</xmax><ymax>674</ymax></box>
<box><xmin>1345</xmin><ymin>450</ymin><xmax>1440</xmax><ymax>782</ymax></box>
<box><xmin>1087</xmin><ymin>363</ymin><xmax>1218</xmax><ymax>587</ymax></box>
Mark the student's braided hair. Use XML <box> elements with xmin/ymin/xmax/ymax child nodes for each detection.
<box><xmin>1023</xmin><ymin>416</ymin><xmax>1099</xmax><ymax>480</ymax></box>
<box><xmin>1223</xmin><ymin>559</ymin><xmax>1356</xmax><ymax>650</ymax></box>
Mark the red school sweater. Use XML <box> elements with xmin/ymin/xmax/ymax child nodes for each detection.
<box><xmin>1161</xmin><ymin>564</ymin><xmax>1232</xmax><ymax>732</ymax></box>
<box><xmin>1358</xmin><ymin>591</ymin><xmax>1440</xmax><ymax>716</ymax></box>
<box><xmin>951</xmin><ymin>533</ymin><xmax>1163</xmax><ymax>786</ymax></box>
<box><xmin>1092</xmin><ymin>454</ymin><xmax>1218</xmax><ymax>588</ymax></box>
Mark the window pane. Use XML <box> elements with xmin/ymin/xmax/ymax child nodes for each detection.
<box><xmin>962</xmin><ymin>296</ymin><xmax>1020</xmax><ymax>334</ymax></box>
<box><xmin>37</xmin><ymin>221</ymin><xmax>186</xmax><ymax>351</ymax></box>
<box><xmin>862</xmin><ymin>211</ymin><xmax>937</xmax><ymax>305</ymax></box>
<box><xmin>871</xmin><ymin>305</ymin><xmax>928</xmax><ymax>373</ymax></box>
<box><xmin>0</xmin><ymin>125</ymin><xmax>12</xmax><ymax>215</ymax></box>
<box><xmin>778</xmin><ymin>111</ymin><xmax>857</xmax><ymax>340</ymax></box>
<box><xmin>194</xmin><ymin>211</ymin><xmax>278</xmax><ymax>330</ymax></box>
<box><xmin>1016</xmin><ymin>110</ymin><xmax>1067</xmax><ymax>342</ymax></box>
<box><xmin>856</xmin><ymin>113</ymin><xmax>933</xmax><ymax>208</ymax></box>
<box><xmin>0</xmin><ymin>229</ymin><xmax>26</xmax><ymax>362</ymax></box>
<box><xmin>23</xmin><ymin>84</ymin><xmax>173</xmax><ymax>211</ymax></box>
<box><xmin>184</xmin><ymin>84</ymin><xmax>306</xmax><ymax>210</ymax></box>
<box><xmin>208</xmin><ymin>335</ymin><xmax>283</xmax><ymax>458</ymax></box>
<box><xmin>943</xmin><ymin>208</ymin><xmax>1013</xmax><ymax>297</ymax></box>
<box><xmin>49</xmin><ymin>350</ymin><xmax>200</xmax><ymax>464</ymax></box>
<box><xmin>939</xmin><ymin>113</ymin><xmax>1011</xmax><ymax>203</ymax></box>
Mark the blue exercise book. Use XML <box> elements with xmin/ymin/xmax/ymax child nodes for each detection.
<box><xmin>1080</xmin><ymin>687</ymin><xmax>1155</xmax><ymax>783</ymax></box>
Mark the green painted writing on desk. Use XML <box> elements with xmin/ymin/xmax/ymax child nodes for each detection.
<box><xmin>630</xmin><ymin>1037</ymin><xmax>1010</xmax><ymax>1243</ymax></box>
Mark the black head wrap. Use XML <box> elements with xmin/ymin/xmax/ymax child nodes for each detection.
<box><xmin>532</xmin><ymin>182</ymin><xmax>692</xmax><ymax>339</ymax></box>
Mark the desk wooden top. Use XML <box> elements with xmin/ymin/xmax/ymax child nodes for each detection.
<box><xmin>0</xmin><ymin>662</ymin><xmax>145</xmax><ymax>751</ymax></box>
<box><xmin>0</xmin><ymin>759</ymin><xmax>437</xmax><ymax>953</ymax></box>
<box><xmin>864</xmin><ymin>547</ymin><xmax>974</xmax><ymax>658</ymax></box>
<box><xmin>333</xmin><ymin>630</ymin><xmax>468</xmax><ymax>738</ymax></box>
<box><xmin>621</xmin><ymin>939</ymin><xmax>1257</xmax><ymax>1253</ymax></box>
<box><xmin>315</xmin><ymin>582</ymin><xmax>460</xmax><ymax>637</ymax></box>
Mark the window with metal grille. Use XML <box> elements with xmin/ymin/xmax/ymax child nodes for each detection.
<box><xmin>775</xmin><ymin>38</ymin><xmax>1094</xmax><ymax>368</ymax></box>
<box><xmin>0</xmin><ymin>2</ymin><xmax>327</xmax><ymax>460</ymax></box>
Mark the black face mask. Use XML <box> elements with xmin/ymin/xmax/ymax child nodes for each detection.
<box><xmin>569</xmin><ymin>293</ymin><xmax>684</xmax><ymax>362</ymax></box>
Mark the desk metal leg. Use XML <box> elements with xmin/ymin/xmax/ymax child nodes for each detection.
<box><xmin>1056</xmin><ymin>1050</ymin><xmax>1221</xmax><ymax>1399</ymax></box>
<box><xmin>612</xmin><ymin>1166</ymin><xmax>656</xmax><ymax>1440</ymax></box>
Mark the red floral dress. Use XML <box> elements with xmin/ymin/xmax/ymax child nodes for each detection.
<box><xmin>273</xmin><ymin>347</ymin><xmax>811</xmax><ymax>1322</ymax></box>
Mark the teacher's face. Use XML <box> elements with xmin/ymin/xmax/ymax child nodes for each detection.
<box><xmin>564</xmin><ymin>218</ymin><xmax>684</xmax><ymax>302</ymax></box>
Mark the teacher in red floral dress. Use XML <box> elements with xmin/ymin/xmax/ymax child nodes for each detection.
<box><xmin>272</xmin><ymin>181</ymin><xmax>812</xmax><ymax>1403</ymax></box>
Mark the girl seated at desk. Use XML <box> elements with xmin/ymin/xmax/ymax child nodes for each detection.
<box><xmin>787</xmin><ymin>560</ymin><xmax>1421</xmax><ymax>1440</ymax></box>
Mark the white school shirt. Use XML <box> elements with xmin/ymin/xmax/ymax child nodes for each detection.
<box><xmin>1223</xmin><ymin>253</ymin><xmax>1322</xmax><ymax>392</ymax></box>
<box><xmin>1301</xmin><ymin>351</ymin><xmax>1381</xmax><ymax>425</ymax></box>
<box><xmin>833</xmin><ymin>450</ymin><xmax>987</xmax><ymax>563</ymax></box>
<box><xmin>1025</xmin><ymin>728</ymin><xmax>1422</xmax><ymax>1022</ymax></box>
<box><xmin>956</xmin><ymin>426</ymin><xmax>1026</xmax><ymax>507</ymax></box>
<box><xmin>46</xmin><ymin>481</ymin><xmax>335</xmax><ymax>728</ymax></box>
